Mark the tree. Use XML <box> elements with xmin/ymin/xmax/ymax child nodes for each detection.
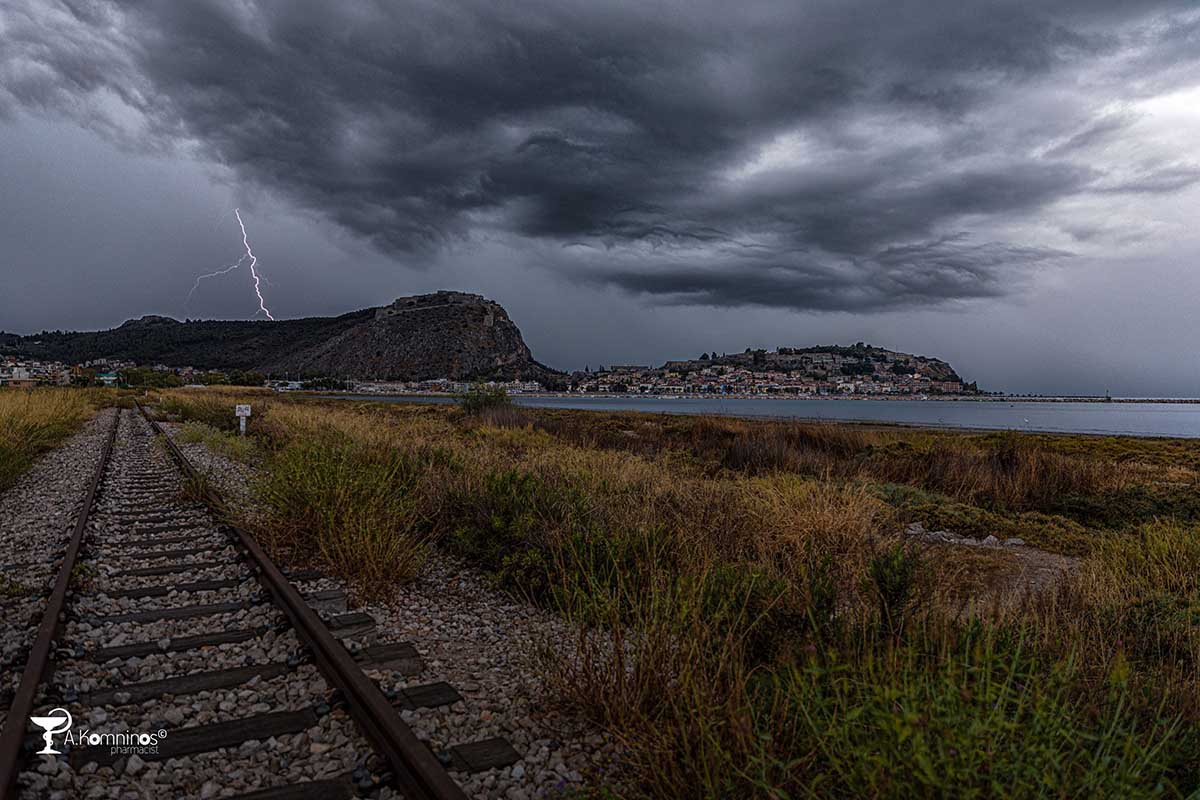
<box><xmin>118</xmin><ymin>368</ymin><xmax>182</xmax><ymax>388</ymax></box>
<box><xmin>227</xmin><ymin>370</ymin><xmax>265</xmax><ymax>386</ymax></box>
<box><xmin>301</xmin><ymin>376</ymin><xmax>352</xmax><ymax>390</ymax></box>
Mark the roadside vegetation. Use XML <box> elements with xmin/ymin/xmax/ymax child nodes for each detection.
<box><xmin>0</xmin><ymin>387</ymin><xmax>121</xmax><ymax>492</ymax></box>
<box><xmin>151</xmin><ymin>388</ymin><xmax>1200</xmax><ymax>798</ymax></box>
<box><xmin>175</xmin><ymin>420</ymin><xmax>258</xmax><ymax>462</ymax></box>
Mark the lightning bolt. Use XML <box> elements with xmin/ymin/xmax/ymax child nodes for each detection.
<box><xmin>234</xmin><ymin>208</ymin><xmax>274</xmax><ymax>320</ymax></box>
<box><xmin>186</xmin><ymin>253</ymin><xmax>248</xmax><ymax>308</ymax></box>
<box><xmin>185</xmin><ymin>208</ymin><xmax>276</xmax><ymax>320</ymax></box>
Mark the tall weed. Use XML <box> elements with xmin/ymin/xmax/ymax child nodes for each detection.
<box><xmin>0</xmin><ymin>388</ymin><xmax>97</xmax><ymax>491</ymax></box>
<box><xmin>253</xmin><ymin>432</ymin><xmax>428</xmax><ymax>597</ymax></box>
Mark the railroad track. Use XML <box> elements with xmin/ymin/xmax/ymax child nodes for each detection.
<box><xmin>0</xmin><ymin>406</ymin><xmax>518</xmax><ymax>798</ymax></box>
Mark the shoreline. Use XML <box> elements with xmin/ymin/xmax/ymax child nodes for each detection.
<box><xmin>312</xmin><ymin>390</ymin><xmax>1200</xmax><ymax>405</ymax></box>
<box><xmin>307</xmin><ymin>392</ymin><xmax>1200</xmax><ymax>440</ymax></box>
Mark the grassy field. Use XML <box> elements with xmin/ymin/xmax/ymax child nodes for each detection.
<box><xmin>152</xmin><ymin>388</ymin><xmax>1200</xmax><ymax>798</ymax></box>
<box><xmin>0</xmin><ymin>387</ymin><xmax>122</xmax><ymax>492</ymax></box>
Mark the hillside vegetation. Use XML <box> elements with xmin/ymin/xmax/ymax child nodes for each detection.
<box><xmin>2</xmin><ymin>292</ymin><xmax>559</xmax><ymax>383</ymax></box>
<box><xmin>5</xmin><ymin>311</ymin><xmax>371</xmax><ymax>371</ymax></box>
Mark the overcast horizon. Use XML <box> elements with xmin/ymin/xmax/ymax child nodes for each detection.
<box><xmin>3</xmin><ymin>1</ymin><xmax>1199</xmax><ymax>395</ymax></box>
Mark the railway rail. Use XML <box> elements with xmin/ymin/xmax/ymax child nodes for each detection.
<box><xmin>0</xmin><ymin>405</ymin><xmax>517</xmax><ymax>798</ymax></box>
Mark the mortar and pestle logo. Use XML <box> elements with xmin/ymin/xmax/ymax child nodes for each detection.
<box><xmin>30</xmin><ymin>708</ymin><xmax>72</xmax><ymax>755</ymax></box>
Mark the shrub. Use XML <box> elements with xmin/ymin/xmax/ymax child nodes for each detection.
<box><xmin>447</xmin><ymin>469</ymin><xmax>545</xmax><ymax>574</ymax></box>
<box><xmin>458</xmin><ymin>383</ymin><xmax>512</xmax><ymax>414</ymax></box>
<box><xmin>696</xmin><ymin>563</ymin><xmax>794</xmax><ymax>664</ymax></box>
<box><xmin>870</xmin><ymin>435</ymin><xmax>1125</xmax><ymax>513</ymax></box>
<box><xmin>552</xmin><ymin>525</ymin><xmax>679</xmax><ymax>623</ymax></box>
<box><xmin>805</xmin><ymin>553</ymin><xmax>842</xmax><ymax>643</ymax></box>
<box><xmin>867</xmin><ymin>542</ymin><xmax>923</xmax><ymax>636</ymax></box>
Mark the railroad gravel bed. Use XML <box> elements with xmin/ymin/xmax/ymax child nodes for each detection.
<box><xmin>163</xmin><ymin>422</ymin><xmax>259</xmax><ymax>512</ymax></box>
<box><xmin>57</xmin><ymin>628</ymin><xmax>304</xmax><ymax>691</ymax></box>
<box><xmin>25</xmin><ymin>711</ymin><xmax>365</xmax><ymax>798</ymax></box>
<box><xmin>372</xmin><ymin>556</ymin><xmax>621</xmax><ymax>798</ymax></box>
<box><xmin>163</xmin><ymin>414</ymin><xmax>623</xmax><ymax>798</ymax></box>
<box><xmin>0</xmin><ymin>408</ymin><xmax>117</xmax><ymax>731</ymax></box>
<box><xmin>16</xmin><ymin>410</ymin><xmax>379</xmax><ymax>799</ymax></box>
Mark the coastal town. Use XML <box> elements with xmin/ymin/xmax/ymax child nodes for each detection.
<box><xmin>559</xmin><ymin>345</ymin><xmax>972</xmax><ymax>396</ymax></box>
<box><xmin>4</xmin><ymin>343</ymin><xmax>976</xmax><ymax>397</ymax></box>
<box><xmin>0</xmin><ymin>355</ymin><xmax>122</xmax><ymax>388</ymax></box>
<box><xmin>348</xmin><ymin>344</ymin><xmax>975</xmax><ymax>397</ymax></box>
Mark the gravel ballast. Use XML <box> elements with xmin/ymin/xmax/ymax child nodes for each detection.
<box><xmin>0</xmin><ymin>408</ymin><xmax>118</xmax><ymax>731</ymax></box>
<box><xmin>13</xmin><ymin>410</ymin><xmax>380</xmax><ymax>798</ymax></box>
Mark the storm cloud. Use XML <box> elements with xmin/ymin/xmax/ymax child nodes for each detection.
<box><xmin>3</xmin><ymin>0</ymin><xmax>1198</xmax><ymax>315</ymax></box>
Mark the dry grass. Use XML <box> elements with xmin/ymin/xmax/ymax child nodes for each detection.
<box><xmin>476</xmin><ymin>408</ymin><xmax>1143</xmax><ymax>516</ymax></box>
<box><xmin>0</xmin><ymin>387</ymin><xmax>112</xmax><ymax>492</ymax></box>
<box><xmin>868</xmin><ymin>434</ymin><xmax>1134</xmax><ymax>510</ymax></box>
<box><xmin>150</xmin><ymin>393</ymin><xmax>1200</xmax><ymax>797</ymax></box>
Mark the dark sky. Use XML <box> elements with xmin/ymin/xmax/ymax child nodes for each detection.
<box><xmin>2</xmin><ymin>1</ymin><xmax>1199</xmax><ymax>394</ymax></box>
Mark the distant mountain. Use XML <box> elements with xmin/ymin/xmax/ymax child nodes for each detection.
<box><xmin>3</xmin><ymin>291</ymin><xmax>561</xmax><ymax>383</ymax></box>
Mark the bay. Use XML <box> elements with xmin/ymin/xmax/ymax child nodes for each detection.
<box><xmin>323</xmin><ymin>394</ymin><xmax>1200</xmax><ymax>438</ymax></box>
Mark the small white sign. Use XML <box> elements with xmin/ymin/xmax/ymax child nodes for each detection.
<box><xmin>235</xmin><ymin>404</ymin><xmax>252</xmax><ymax>417</ymax></box>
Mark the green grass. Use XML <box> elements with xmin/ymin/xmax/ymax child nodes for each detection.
<box><xmin>764</xmin><ymin>627</ymin><xmax>1188</xmax><ymax>799</ymax></box>
<box><xmin>153</xmin><ymin>388</ymin><xmax>274</xmax><ymax>433</ymax></box>
<box><xmin>541</xmin><ymin>537</ymin><xmax>1199</xmax><ymax>799</ymax></box>
<box><xmin>250</xmin><ymin>431</ymin><xmax>430</xmax><ymax>598</ymax></box>
<box><xmin>176</xmin><ymin>420</ymin><xmax>257</xmax><ymax>462</ymax></box>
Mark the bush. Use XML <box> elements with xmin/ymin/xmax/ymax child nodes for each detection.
<box><xmin>869</xmin><ymin>435</ymin><xmax>1125</xmax><ymax>513</ymax></box>
<box><xmin>447</xmin><ymin>469</ymin><xmax>545</xmax><ymax>575</ymax></box>
<box><xmin>867</xmin><ymin>542</ymin><xmax>923</xmax><ymax>636</ymax></box>
<box><xmin>458</xmin><ymin>384</ymin><xmax>512</xmax><ymax>414</ymax></box>
<box><xmin>697</xmin><ymin>563</ymin><xmax>794</xmax><ymax>664</ymax></box>
<box><xmin>474</xmin><ymin>404</ymin><xmax>533</xmax><ymax>429</ymax></box>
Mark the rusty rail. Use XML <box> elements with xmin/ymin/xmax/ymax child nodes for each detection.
<box><xmin>0</xmin><ymin>410</ymin><xmax>117</xmax><ymax>798</ymax></box>
<box><xmin>136</xmin><ymin>402</ymin><xmax>466</xmax><ymax>800</ymax></box>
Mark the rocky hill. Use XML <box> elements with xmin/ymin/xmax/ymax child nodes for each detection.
<box><xmin>657</xmin><ymin>343</ymin><xmax>971</xmax><ymax>387</ymax></box>
<box><xmin>3</xmin><ymin>292</ymin><xmax>560</xmax><ymax>383</ymax></box>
